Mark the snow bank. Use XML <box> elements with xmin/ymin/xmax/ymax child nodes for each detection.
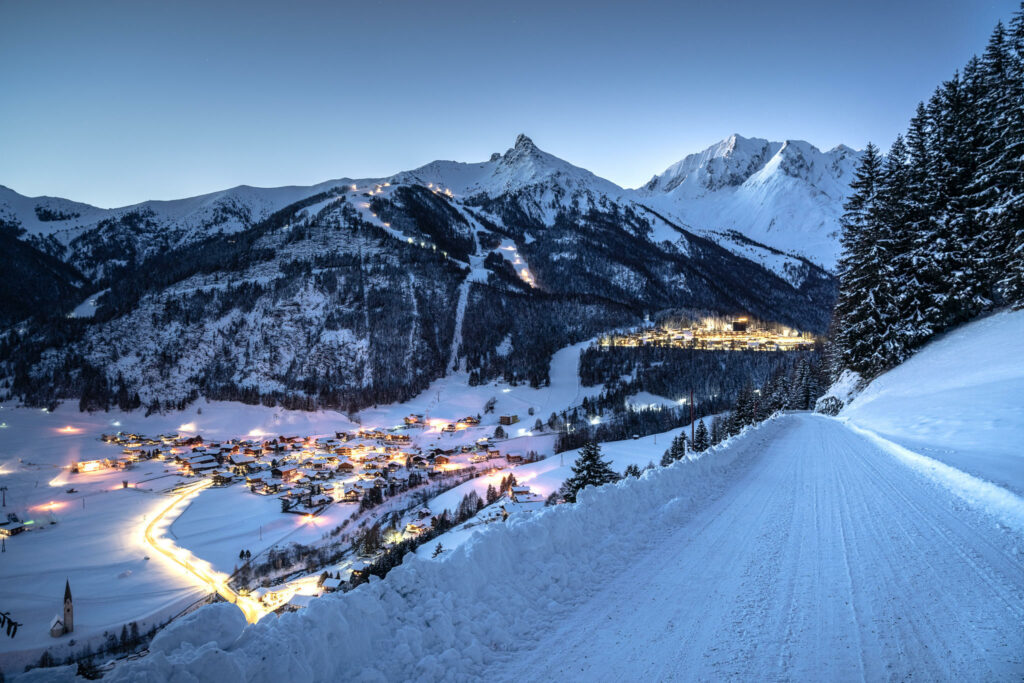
<box><xmin>149</xmin><ymin>602</ymin><xmax>247</xmax><ymax>656</ymax></box>
<box><xmin>841</xmin><ymin>309</ymin><xmax>1024</xmax><ymax>496</ymax></box>
<box><xmin>844</xmin><ymin>421</ymin><xmax>1024</xmax><ymax>534</ymax></box>
<box><xmin>106</xmin><ymin>420</ymin><xmax>776</xmax><ymax>682</ymax></box>
<box><xmin>815</xmin><ymin>369</ymin><xmax>862</xmax><ymax>414</ymax></box>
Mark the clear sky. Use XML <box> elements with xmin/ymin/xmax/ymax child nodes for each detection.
<box><xmin>1</xmin><ymin>0</ymin><xmax>1016</xmax><ymax>208</ymax></box>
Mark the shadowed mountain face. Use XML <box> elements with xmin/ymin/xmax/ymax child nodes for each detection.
<box><xmin>0</xmin><ymin>135</ymin><xmax>843</xmax><ymax>412</ymax></box>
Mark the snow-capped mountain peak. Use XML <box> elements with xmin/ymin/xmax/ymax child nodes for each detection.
<box><xmin>631</xmin><ymin>135</ymin><xmax>863</xmax><ymax>269</ymax></box>
<box><xmin>389</xmin><ymin>134</ymin><xmax>624</xmax><ymax>218</ymax></box>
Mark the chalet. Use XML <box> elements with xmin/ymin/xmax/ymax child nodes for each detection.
<box><xmin>342</xmin><ymin>487</ymin><xmax>361</xmax><ymax>502</ymax></box>
<box><xmin>486</xmin><ymin>449</ymin><xmax>501</xmax><ymax>459</ymax></box>
<box><xmin>350</xmin><ymin>561</ymin><xmax>369</xmax><ymax>584</ymax></box>
<box><xmin>433</xmin><ymin>455</ymin><xmax>451</xmax><ymax>466</ymax></box>
<box><xmin>509</xmin><ymin>485</ymin><xmax>532</xmax><ymax>502</ymax></box>
<box><xmin>272</xmin><ymin>466</ymin><xmax>301</xmax><ymax>484</ymax></box>
<box><xmin>321</xmin><ymin>577</ymin><xmax>343</xmax><ymax>593</ymax></box>
<box><xmin>229</xmin><ymin>454</ymin><xmax>256</xmax><ymax>468</ymax></box>
<box><xmin>74</xmin><ymin>459</ymin><xmax>110</xmax><ymax>474</ymax></box>
<box><xmin>499</xmin><ymin>415</ymin><xmax>519</xmax><ymax>426</ymax></box>
<box><xmin>461</xmin><ymin>416</ymin><xmax>481</xmax><ymax>426</ymax></box>
<box><xmin>0</xmin><ymin>522</ymin><xmax>25</xmax><ymax>537</ymax></box>
<box><xmin>212</xmin><ymin>473</ymin><xmax>236</xmax><ymax>487</ymax></box>
<box><xmin>403</xmin><ymin>414</ymin><xmax>424</xmax><ymax>426</ymax></box>
<box><xmin>405</xmin><ymin>523</ymin><xmax>427</xmax><ymax>535</ymax></box>
<box><xmin>441</xmin><ymin>424</ymin><xmax>456</xmax><ymax>433</ymax></box>
<box><xmin>506</xmin><ymin>453</ymin><xmax>524</xmax><ymax>464</ymax></box>
<box><xmin>336</xmin><ymin>460</ymin><xmax>355</xmax><ymax>473</ymax></box>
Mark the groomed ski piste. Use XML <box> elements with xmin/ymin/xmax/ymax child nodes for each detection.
<box><xmin>11</xmin><ymin>310</ymin><xmax>1024</xmax><ymax>681</ymax></box>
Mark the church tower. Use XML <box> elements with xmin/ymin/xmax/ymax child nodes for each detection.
<box><xmin>63</xmin><ymin>579</ymin><xmax>73</xmax><ymax>633</ymax></box>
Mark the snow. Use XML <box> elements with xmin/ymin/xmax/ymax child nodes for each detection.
<box><xmin>356</xmin><ymin>338</ymin><xmax>591</xmax><ymax>432</ymax></box>
<box><xmin>149</xmin><ymin>603</ymin><xmax>245</xmax><ymax>655</ymax></box>
<box><xmin>100</xmin><ymin>414</ymin><xmax>1024</xmax><ymax>681</ymax></box>
<box><xmin>633</xmin><ymin>135</ymin><xmax>861</xmax><ymax>270</ymax></box>
<box><xmin>0</xmin><ymin>400</ymin><xmax>361</xmax><ymax>670</ymax></box>
<box><xmin>841</xmin><ymin>309</ymin><xmax>1024</xmax><ymax>497</ymax></box>
<box><xmin>68</xmin><ymin>289</ymin><xmax>108</xmax><ymax>319</ymax></box>
<box><xmin>625</xmin><ymin>391</ymin><xmax>681</xmax><ymax>411</ymax></box>
<box><xmin>391</xmin><ymin>134</ymin><xmax>623</xmax><ymax>202</ymax></box>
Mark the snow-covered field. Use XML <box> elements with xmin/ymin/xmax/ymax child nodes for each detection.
<box><xmin>841</xmin><ymin>309</ymin><xmax>1024</xmax><ymax>497</ymax></box>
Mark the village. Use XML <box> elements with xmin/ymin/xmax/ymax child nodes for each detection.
<box><xmin>599</xmin><ymin>317</ymin><xmax>818</xmax><ymax>352</ymax></box>
<box><xmin>43</xmin><ymin>411</ymin><xmax>551</xmax><ymax>616</ymax></box>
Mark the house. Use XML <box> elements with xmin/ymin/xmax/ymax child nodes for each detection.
<box><xmin>272</xmin><ymin>467</ymin><xmax>301</xmax><ymax>483</ymax></box>
<box><xmin>461</xmin><ymin>416</ymin><xmax>481</xmax><ymax>426</ymax></box>
<box><xmin>499</xmin><ymin>415</ymin><xmax>519</xmax><ymax>426</ymax></box>
<box><xmin>350</xmin><ymin>561</ymin><xmax>369</xmax><ymax>585</ymax></box>
<box><xmin>321</xmin><ymin>577</ymin><xmax>343</xmax><ymax>593</ymax></box>
<box><xmin>506</xmin><ymin>453</ymin><xmax>524</xmax><ymax>464</ymax></box>
<box><xmin>212</xmin><ymin>473</ymin><xmax>236</xmax><ymax>487</ymax></box>
<box><xmin>0</xmin><ymin>522</ymin><xmax>25</xmax><ymax>537</ymax></box>
<box><xmin>433</xmin><ymin>455</ymin><xmax>451</xmax><ymax>466</ymax></box>
<box><xmin>405</xmin><ymin>523</ymin><xmax>427</xmax><ymax>535</ymax></box>
<box><xmin>74</xmin><ymin>459</ymin><xmax>109</xmax><ymax>474</ymax></box>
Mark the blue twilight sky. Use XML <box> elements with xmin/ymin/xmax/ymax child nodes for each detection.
<box><xmin>0</xmin><ymin>0</ymin><xmax>1016</xmax><ymax>208</ymax></box>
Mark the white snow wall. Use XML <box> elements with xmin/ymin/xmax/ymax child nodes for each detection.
<box><xmin>106</xmin><ymin>420</ymin><xmax>777</xmax><ymax>682</ymax></box>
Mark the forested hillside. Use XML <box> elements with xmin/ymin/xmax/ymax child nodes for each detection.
<box><xmin>832</xmin><ymin>6</ymin><xmax>1024</xmax><ymax>380</ymax></box>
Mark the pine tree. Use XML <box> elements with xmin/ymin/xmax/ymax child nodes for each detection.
<box><xmin>623</xmin><ymin>464</ymin><xmax>642</xmax><ymax>478</ymax></box>
<box><xmin>834</xmin><ymin>143</ymin><xmax>891</xmax><ymax>376</ymax></box>
<box><xmin>559</xmin><ymin>441</ymin><xmax>618</xmax><ymax>503</ymax></box>
<box><xmin>692</xmin><ymin>420</ymin><xmax>710</xmax><ymax>452</ymax></box>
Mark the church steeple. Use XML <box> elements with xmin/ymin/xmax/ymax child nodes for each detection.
<box><xmin>63</xmin><ymin>579</ymin><xmax>73</xmax><ymax>633</ymax></box>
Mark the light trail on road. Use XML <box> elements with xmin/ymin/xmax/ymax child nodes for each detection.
<box><xmin>142</xmin><ymin>479</ymin><xmax>269</xmax><ymax>624</ymax></box>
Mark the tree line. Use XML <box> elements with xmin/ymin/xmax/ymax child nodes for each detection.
<box><xmin>833</xmin><ymin>5</ymin><xmax>1024</xmax><ymax>381</ymax></box>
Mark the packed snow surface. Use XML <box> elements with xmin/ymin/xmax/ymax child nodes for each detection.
<box><xmin>842</xmin><ymin>309</ymin><xmax>1024</xmax><ymax>497</ymax></box>
<box><xmin>103</xmin><ymin>414</ymin><xmax>1024</xmax><ymax>681</ymax></box>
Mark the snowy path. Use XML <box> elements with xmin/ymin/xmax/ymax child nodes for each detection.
<box><xmin>492</xmin><ymin>414</ymin><xmax>1024</xmax><ymax>681</ymax></box>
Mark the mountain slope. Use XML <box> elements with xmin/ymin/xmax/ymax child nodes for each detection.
<box><xmin>0</xmin><ymin>228</ymin><xmax>86</xmax><ymax>327</ymax></box>
<box><xmin>0</xmin><ymin>135</ymin><xmax>842</xmax><ymax>412</ymax></box>
<box><xmin>632</xmin><ymin>134</ymin><xmax>862</xmax><ymax>269</ymax></box>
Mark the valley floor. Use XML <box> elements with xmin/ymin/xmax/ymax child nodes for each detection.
<box><xmin>489</xmin><ymin>414</ymin><xmax>1023</xmax><ymax>681</ymax></box>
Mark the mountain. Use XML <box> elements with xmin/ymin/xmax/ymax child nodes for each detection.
<box><xmin>0</xmin><ymin>135</ymin><xmax>841</xmax><ymax>414</ymax></box>
<box><xmin>0</xmin><ymin>180</ymin><xmax>354</xmax><ymax>282</ymax></box>
<box><xmin>632</xmin><ymin>134</ymin><xmax>862</xmax><ymax>269</ymax></box>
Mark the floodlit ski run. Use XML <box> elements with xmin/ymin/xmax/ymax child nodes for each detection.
<box><xmin>108</xmin><ymin>413</ymin><xmax>1024</xmax><ymax>681</ymax></box>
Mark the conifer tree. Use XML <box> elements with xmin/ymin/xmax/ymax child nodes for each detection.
<box><xmin>559</xmin><ymin>441</ymin><xmax>618</xmax><ymax>503</ymax></box>
<box><xmin>692</xmin><ymin>420</ymin><xmax>710</xmax><ymax>452</ymax></box>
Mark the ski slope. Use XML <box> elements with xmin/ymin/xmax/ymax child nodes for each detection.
<box><xmin>101</xmin><ymin>414</ymin><xmax>1024</xmax><ymax>681</ymax></box>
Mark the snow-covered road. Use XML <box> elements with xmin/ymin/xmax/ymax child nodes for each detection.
<box><xmin>493</xmin><ymin>414</ymin><xmax>1024</xmax><ymax>681</ymax></box>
